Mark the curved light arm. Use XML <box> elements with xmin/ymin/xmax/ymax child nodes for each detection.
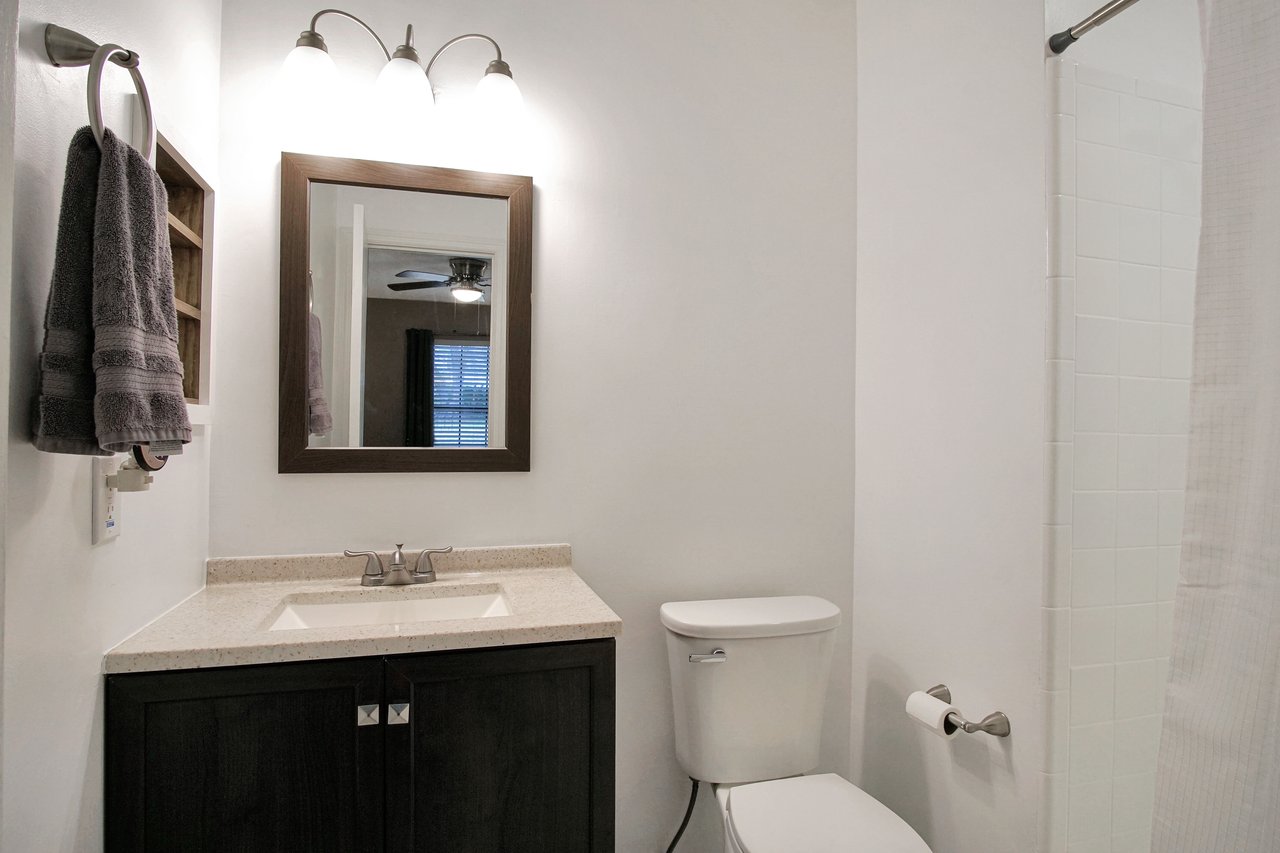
<box><xmin>306</xmin><ymin>8</ymin><xmax>391</xmax><ymax>61</ymax></box>
<box><xmin>425</xmin><ymin>33</ymin><xmax>503</xmax><ymax>78</ymax></box>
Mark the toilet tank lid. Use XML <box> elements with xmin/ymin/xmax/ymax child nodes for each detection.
<box><xmin>660</xmin><ymin>596</ymin><xmax>841</xmax><ymax>639</ymax></box>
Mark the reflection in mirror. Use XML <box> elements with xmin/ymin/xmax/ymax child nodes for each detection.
<box><xmin>279</xmin><ymin>154</ymin><xmax>530</xmax><ymax>473</ymax></box>
<box><xmin>306</xmin><ymin>186</ymin><xmax>508</xmax><ymax>449</ymax></box>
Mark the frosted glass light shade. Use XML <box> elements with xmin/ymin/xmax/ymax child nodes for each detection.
<box><xmin>279</xmin><ymin>44</ymin><xmax>337</xmax><ymax>95</ymax></box>
<box><xmin>451</xmin><ymin>284</ymin><xmax>485</xmax><ymax>303</ymax></box>
<box><xmin>475</xmin><ymin>70</ymin><xmax>524</xmax><ymax>116</ymax></box>
<box><xmin>375</xmin><ymin>57</ymin><xmax>434</xmax><ymax>114</ymax></box>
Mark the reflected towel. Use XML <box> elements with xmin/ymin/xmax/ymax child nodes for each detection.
<box><xmin>308</xmin><ymin>313</ymin><xmax>333</xmax><ymax>437</ymax></box>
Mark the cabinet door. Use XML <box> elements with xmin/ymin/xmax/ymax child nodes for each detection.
<box><xmin>106</xmin><ymin>658</ymin><xmax>383</xmax><ymax>853</ymax></box>
<box><xmin>385</xmin><ymin>639</ymin><xmax>615</xmax><ymax>853</ymax></box>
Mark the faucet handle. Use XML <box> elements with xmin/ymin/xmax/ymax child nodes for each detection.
<box><xmin>412</xmin><ymin>546</ymin><xmax>454</xmax><ymax>580</ymax></box>
<box><xmin>343</xmin><ymin>549</ymin><xmax>385</xmax><ymax>579</ymax></box>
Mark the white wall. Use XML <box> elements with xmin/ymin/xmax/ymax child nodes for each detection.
<box><xmin>2</xmin><ymin>2</ymin><xmax>220</xmax><ymax>849</ymax></box>
<box><xmin>1047</xmin><ymin>0</ymin><xmax>1202</xmax><ymax>93</ymax></box>
<box><xmin>0</xmin><ymin>0</ymin><xmax>18</xmax><ymax>815</ymax></box>
<box><xmin>213</xmin><ymin>1</ymin><xmax>856</xmax><ymax>850</ymax></box>
<box><xmin>852</xmin><ymin>2</ymin><xmax>1046</xmax><ymax>852</ymax></box>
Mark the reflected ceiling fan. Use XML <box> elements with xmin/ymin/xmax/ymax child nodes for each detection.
<box><xmin>387</xmin><ymin>256</ymin><xmax>491</xmax><ymax>303</ymax></box>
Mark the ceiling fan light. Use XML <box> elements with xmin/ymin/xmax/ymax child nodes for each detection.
<box><xmin>451</xmin><ymin>283</ymin><xmax>485</xmax><ymax>303</ymax></box>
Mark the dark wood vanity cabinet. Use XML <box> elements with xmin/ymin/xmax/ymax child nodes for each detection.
<box><xmin>106</xmin><ymin>639</ymin><xmax>615</xmax><ymax>853</ymax></box>
<box><xmin>385</xmin><ymin>643</ymin><xmax>613</xmax><ymax>851</ymax></box>
<box><xmin>105</xmin><ymin>657</ymin><xmax>384</xmax><ymax>853</ymax></box>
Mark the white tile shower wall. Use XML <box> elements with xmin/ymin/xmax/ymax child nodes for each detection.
<box><xmin>1042</xmin><ymin>58</ymin><xmax>1200</xmax><ymax>853</ymax></box>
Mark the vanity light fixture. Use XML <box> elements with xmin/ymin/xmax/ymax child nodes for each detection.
<box><xmin>375</xmin><ymin>26</ymin><xmax>433</xmax><ymax>113</ymax></box>
<box><xmin>282</xmin><ymin>9</ymin><xmax>523</xmax><ymax>116</ymax></box>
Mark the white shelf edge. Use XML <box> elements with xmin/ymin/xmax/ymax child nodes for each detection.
<box><xmin>186</xmin><ymin>403</ymin><xmax>213</xmax><ymax>426</ymax></box>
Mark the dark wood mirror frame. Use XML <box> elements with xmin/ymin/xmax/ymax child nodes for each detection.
<box><xmin>279</xmin><ymin>153</ymin><xmax>532</xmax><ymax>473</ymax></box>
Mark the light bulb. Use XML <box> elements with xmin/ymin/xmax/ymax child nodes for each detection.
<box><xmin>279</xmin><ymin>44</ymin><xmax>337</xmax><ymax>97</ymax></box>
<box><xmin>475</xmin><ymin>69</ymin><xmax>524</xmax><ymax>117</ymax></box>
<box><xmin>451</xmin><ymin>284</ymin><xmax>485</xmax><ymax>303</ymax></box>
<box><xmin>375</xmin><ymin>57</ymin><xmax>434</xmax><ymax>117</ymax></box>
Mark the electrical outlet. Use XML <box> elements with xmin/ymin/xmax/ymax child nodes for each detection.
<box><xmin>92</xmin><ymin>457</ymin><xmax>122</xmax><ymax>544</ymax></box>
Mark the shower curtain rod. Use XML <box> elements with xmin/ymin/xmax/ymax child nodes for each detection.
<box><xmin>1049</xmin><ymin>0</ymin><xmax>1143</xmax><ymax>54</ymax></box>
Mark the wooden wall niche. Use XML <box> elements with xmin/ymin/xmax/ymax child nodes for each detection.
<box><xmin>156</xmin><ymin>134</ymin><xmax>212</xmax><ymax>405</ymax></box>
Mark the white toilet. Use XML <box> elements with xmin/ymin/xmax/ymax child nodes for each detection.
<box><xmin>662</xmin><ymin>595</ymin><xmax>931</xmax><ymax>853</ymax></box>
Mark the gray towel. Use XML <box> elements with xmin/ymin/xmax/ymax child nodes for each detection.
<box><xmin>308</xmin><ymin>313</ymin><xmax>333</xmax><ymax>437</ymax></box>
<box><xmin>33</xmin><ymin>127</ymin><xmax>108</xmax><ymax>454</ymax></box>
<box><xmin>33</xmin><ymin>127</ymin><xmax>192</xmax><ymax>454</ymax></box>
<box><xmin>92</xmin><ymin>127</ymin><xmax>190</xmax><ymax>451</ymax></box>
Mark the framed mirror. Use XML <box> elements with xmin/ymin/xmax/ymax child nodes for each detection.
<box><xmin>279</xmin><ymin>154</ymin><xmax>531</xmax><ymax>472</ymax></box>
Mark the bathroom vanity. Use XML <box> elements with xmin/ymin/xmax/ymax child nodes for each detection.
<box><xmin>102</xmin><ymin>546</ymin><xmax>619</xmax><ymax>853</ymax></box>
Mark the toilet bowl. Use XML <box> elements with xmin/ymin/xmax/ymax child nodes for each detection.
<box><xmin>715</xmin><ymin>775</ymin><xmax>931</xmax><ymax>853</ymax></box>
<box><xmin>661</xmin><ymin>596</ymin><xmax>931</xmax><ymax>853</ymax></box>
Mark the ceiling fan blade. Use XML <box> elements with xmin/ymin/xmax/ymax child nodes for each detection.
<box><xmin>386</xmin><ymin>280</ymin><xmax>452</xmax><ymax>292</ymax></box>
<box><xmin>394</xmin><ymin>270</ymin><xmax>451</xmax><ymax>281</ymax></box>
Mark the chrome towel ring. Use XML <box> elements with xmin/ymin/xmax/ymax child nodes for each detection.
<box><xmin>87</xmin><ymin>44</ymin><xmax>155</xmax><ymax>160</ymax></box>
<box><xmin>44</xmin><ymin>24</ymin><xmax>156</xmax><ymax>162</ymax></box>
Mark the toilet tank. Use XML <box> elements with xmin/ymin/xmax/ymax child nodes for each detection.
<box><xmin>661</xmin><ymin>596</ymin><xmax>841</xmax><ymax>784</ymax></box>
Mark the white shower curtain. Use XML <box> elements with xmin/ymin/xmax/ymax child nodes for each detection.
<box><xmin>1150</xmin><ymin>1</ymin><xmax>1280</xmax><ymax>850</ymax></box>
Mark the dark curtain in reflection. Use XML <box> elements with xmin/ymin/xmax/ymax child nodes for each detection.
<box><xmin>404</xmin><ymin>329</ymin><xmax>434</xmax><ymax>447</ymax></box>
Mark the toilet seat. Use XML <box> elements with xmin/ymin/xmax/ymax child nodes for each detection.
<box><xmin>723</xmin><ymin>774</ymin><xmax>931</xmax><ymax>853</ymax></box>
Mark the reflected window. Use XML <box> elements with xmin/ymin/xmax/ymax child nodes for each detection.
<box><xmin>433</xmin><ymin>341</ymin><xmax>490</xmax><ymax>447</ymax></box>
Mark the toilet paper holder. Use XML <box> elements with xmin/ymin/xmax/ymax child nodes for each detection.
<box><xmin>926</xmin><ymin>685</ymin><xmax>1011</xmax><ymax>738</ymax></box>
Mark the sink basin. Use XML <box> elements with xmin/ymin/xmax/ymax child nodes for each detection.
<box><xmin>268</xmin><ymin>587</ymin><xmax>511</xmax><ymax>631</ymax></box>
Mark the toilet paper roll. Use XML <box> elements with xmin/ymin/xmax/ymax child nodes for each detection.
<box><xmin>905</xmin><ymin>691</ymin><xmax>961</xmax><ymax>739</ymax></box>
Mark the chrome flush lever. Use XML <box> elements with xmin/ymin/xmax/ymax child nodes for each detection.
<box><xmin>689</xmin><ymin>649</ymin><xmax>728</xmax><ymax>664</ymax></box>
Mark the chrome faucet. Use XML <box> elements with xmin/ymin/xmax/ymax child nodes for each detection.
<box><xmin>343</xmin><ymin>544</ymin><xmax>454</xmax><ymax>586</ymax></box>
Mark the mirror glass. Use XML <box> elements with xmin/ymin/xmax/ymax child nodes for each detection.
<box><xmin>306</xmin><ymin>186</ymin><xmax>508</xmax><ymax>449</ymax></box>
<box><xmin>279</xmin><ymin>154</ymin><xmax>530</xmax><ymax>473</ymax></box>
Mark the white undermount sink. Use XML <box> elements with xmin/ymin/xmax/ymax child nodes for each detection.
<box><xmin>267</xmin><ymin>587</ymin><xmax>511</xmax><ymax>631</ymax></box>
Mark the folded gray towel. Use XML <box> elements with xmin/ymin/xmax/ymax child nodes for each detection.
<box><xmin>33</xmin><ymin>127</ymin><xmax>109</xmax><ymax>455</ymax></box>
<box><xmin>32</xmin><ymin>126</ymin><xmax>191</xmax><ymax>455</ymax></box>
<box><xmin>308</xmin><ymin>312</ymin><xmax>333</xmax><ymax>437</ymax></box>
<box><xmin>92</xmin><ymin>127</ymin><xmax>191</xmax><ymax>452</ymax></box>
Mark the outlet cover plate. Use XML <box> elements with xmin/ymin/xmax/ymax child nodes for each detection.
<box><xmin>92</xmin><ymin>457</ymin><xmax>121</xmax><ymax>544</ymax></box>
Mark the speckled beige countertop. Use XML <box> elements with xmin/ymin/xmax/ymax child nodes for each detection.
<box><xmin>104</xmin><ymin>545</ymin><xmax>621</xmax><ymax>674</ymax></box>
